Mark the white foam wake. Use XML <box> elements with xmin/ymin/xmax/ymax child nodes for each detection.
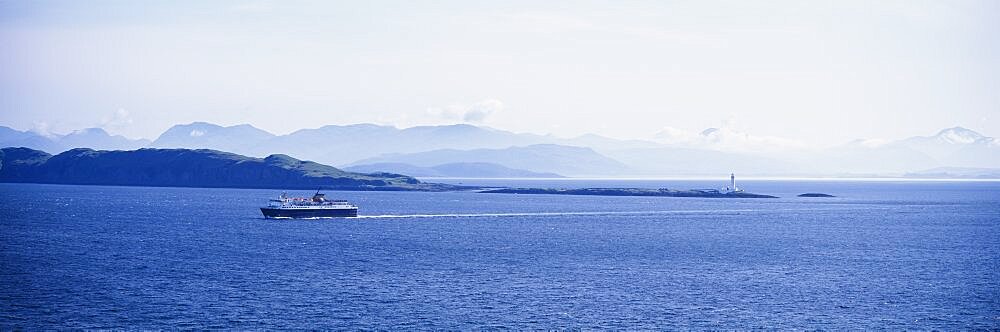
<box><xmin>351</xmin><ymin>208</ymin><xmax>819</xmax><ymax>219</ymax></box>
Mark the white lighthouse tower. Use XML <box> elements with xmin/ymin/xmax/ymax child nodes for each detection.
<box><xmin>727</xmin><ymin>173</ymin><xmax>741</xmax><ymax>193</ymax></box>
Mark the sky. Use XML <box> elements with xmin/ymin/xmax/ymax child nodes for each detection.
<box><xmin>1</xmin><ymin>0</ymin><xmax>998</xmax><ymax>146</ymax></box>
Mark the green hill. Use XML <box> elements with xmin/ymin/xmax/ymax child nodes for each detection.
<box><xmin>0</xmin><ymin>147</ymin><xmax>455</xmax><ymax>191</ymax></box>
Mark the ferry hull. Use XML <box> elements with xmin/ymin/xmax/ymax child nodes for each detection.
<box><xmin>260</xmin><ymin>207</ymin><xmax>358</xmax><ymax>219</ymax></box>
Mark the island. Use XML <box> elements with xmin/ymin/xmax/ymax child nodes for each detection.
<box><xmin>797</xmin><ymin>193</ymin><xmax>836</xmax><ymax>197</ymax></box>
<box><xmin>481</xmin><ymin>187</ymin><xmax>778</xmax><ymax>198</ymax></box>
<box><xmin>0</xmin><ymin>147</ymin><xmax>459</xmax><ymax>191</ymax></box>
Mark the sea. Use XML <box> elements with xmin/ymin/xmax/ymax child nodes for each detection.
<box><xmin>1</xmin><ymin>179</ymin><xmax>998</xmax><ymax>329</ymax></box>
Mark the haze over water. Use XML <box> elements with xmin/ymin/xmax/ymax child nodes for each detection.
<box><xmin>2</xmin><ymin>180</ymin><xmax>998</xmax><ymax>329</ymax></box>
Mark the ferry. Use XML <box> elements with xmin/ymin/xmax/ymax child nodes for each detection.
<box><xmin>260</xmin><ymin>191</ymin><xmax>358</xmax><ymax>219</ymax></box>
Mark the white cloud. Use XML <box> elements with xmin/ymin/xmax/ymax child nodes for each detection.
<box><xmin>653</xmin><ymin>120</ymin><xmax>807</xmax><ymax>152</ymax></box>
<box><xmin>427</xmin><ymin>99</ymin><xmax>504</xmax><ymax>123</ymax></box>
<box><xmin>30</xmin><ymin>121</ymin><xmax>56</xmax><ymax>138</ymax></box>
<box><xmin>231</xmin><ymin>1</ymin><xmax>274</xmax><ymax>13</ymax></box>
<box><xmin>99</xmin><ymin>108</ymin><xmax>134</xmax><ymax>131</ymax></box>
<box><xmin>509</xmin><ymin>12</ymin><xmax>595</xmax><ymax>32</ymax></box>
<box><xmin>653</xmin><ymin>126</ymin><xmax>699</xmax><ymax>144</ymax></box>
<box><xmin>507</xmin><ymin>11</ymin><xmax>723</xmax><ymax>47</ymax></box>
<box><xmin>853</xmin><ymin>138</ymin><xmax>891</xmax><ymax>148</ymax></box>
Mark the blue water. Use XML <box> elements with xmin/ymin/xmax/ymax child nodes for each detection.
<box><xmin>1</xmin><ymin>181</ymin><xmax>998</xmax><ymax>329</ymax></box>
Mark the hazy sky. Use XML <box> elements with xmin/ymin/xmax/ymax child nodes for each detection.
<box><xmin>2</xmin><ymin>0</ymin><xmax>998</xmax><ymax>145</ymax></box>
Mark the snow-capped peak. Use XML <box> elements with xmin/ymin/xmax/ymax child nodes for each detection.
<box><xmin>934</xmin><ymin>127</ymin><xmax>985</xmax><ymax>144</ymax></box>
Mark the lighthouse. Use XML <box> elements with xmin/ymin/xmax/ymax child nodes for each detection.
<box><xmin>730</xmin><ymin>173</ymin><xmax>740</xmax><ymax>192</ymax></box>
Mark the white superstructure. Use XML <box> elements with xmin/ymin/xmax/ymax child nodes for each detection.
<box><xmin>265</xmin><ymin>192</ymin><xmax>358</xmax><ymax>210</ymax></box>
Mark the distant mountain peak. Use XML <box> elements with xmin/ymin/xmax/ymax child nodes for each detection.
<box><xmin>700</xmin><ymin>128</ymin><xmax>719</xmax><ymax>136</ymax></box>
<box><xmin>933</xmin><ymin>127</ymin><xmax>985</xmax><ymax>144</ymax></box>
<box><xmin>68</xmin><ymin>128</ymin><xmax>109</xmax><ymax>136</ymax></box>
<box><xmin>575</xmin><ymin>133</ymin><xmax>605</xmax><ymax>139</ymax></box>
<box><xmin>404</xmin><ymin>123</ymin><xmax>487</xmax><ymax>133</ymax></box>
<box><xmin>182</xmin><ymin>121</ymin><xmax>224</xmax><ymax>128</ymax></box>
<box><xmin>151</xmin><ymin>121</ymin><xmax>274</xmax><ymax>154</ymax></box>
<box><xmin>173</xmin><ymin>122</ymin><xmax>270</xmax><ymax>133</ymax></box>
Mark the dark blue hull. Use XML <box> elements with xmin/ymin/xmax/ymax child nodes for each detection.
<box><xmin>260</xmin><ymin>208</ymin><xmax>358</xmax><ymax>219</ymax></box>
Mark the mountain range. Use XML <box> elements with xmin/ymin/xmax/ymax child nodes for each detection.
<box><xmin>2</xmin><ymin>122</ymin><xmax>997</xmax><ymax>178</ymax></box>
<box><xmin>904</xmin><ymin>167</ymin><xmax>1000</xmax><ymax>179</ymax></box>
<box><xmin>0</xmin><ymin>127</ymin><xmax>149</xmax><ymax>153</ymax></box>
<box><xmin>348</xmin><ymin>144</ymin><xmax>630</xmax><ymax>177</ymax></box>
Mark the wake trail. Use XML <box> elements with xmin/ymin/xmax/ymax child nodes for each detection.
<box><xmin>353</xmin><ymin>207</ymin><xmax>866</xmax><ymax>219</ymax></box>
